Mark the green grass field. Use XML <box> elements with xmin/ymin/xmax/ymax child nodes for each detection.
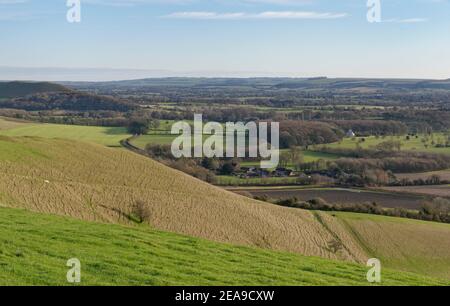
<box><xmin>322</xmin><ymin>133</ymin><xmax>450</xmax><ymax>155</ymax></box>
<box><xmin>131</xmin><ymin>133</ymin><xmax>176</xmax><ymax>147</ymax></box>
<box><xmin>240</xmin><ymin>150</ymin><xmax>339</xmax><ymax>169</ymax></box>
<box><xmin>0</xmin><ymin>120</ymin><xmax>130</xmax><ymax>147</ymax></box>
<box><xmin>0</xmin><ymin>206</ymin><xmax>447</xmax><ymax>286</ymax></box>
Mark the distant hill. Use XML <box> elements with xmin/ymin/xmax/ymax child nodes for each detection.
<box><xmin>65</xmin><ymin>77</ymin><xmax>450</xmax><ymax>91</ymax></box>
<box><xmin>0</xmin><ymin>136</ymin><xmax>449</xmax><ymax>279</ymax></box>
<box><xmin>0</xmin><ymin>92</ymin><xmax>136</xmax><ymax>111</ymax></box>
<box><xmin>0</xmin><ymin>81</ymin><xmax>70</xmax><ymax>99</ymax></box>
<box><xmin>0</xmin><ymin>81</ymin><xmax>136</xmax><ymax>111</ymax></box>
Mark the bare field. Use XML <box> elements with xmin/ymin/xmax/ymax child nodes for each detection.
<box><xmin>244</xmin><ymin>188</ymin><xmax>427</xmax><ymax>210</ymax></box>
<box><xmin>378</xmin><ymin>185</ymin><xmax>450</xmax><ymax>198</ymax></box>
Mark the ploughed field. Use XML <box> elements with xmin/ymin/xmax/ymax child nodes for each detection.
<box><xmin>377</xmin><ymin>185</ymin><xmax>450</xmax><ymax>198</ymax></box>
<box><xmin>242</xmin><ymin>187</ymin><xmax>427</xmax><ymax>210</ymax></box>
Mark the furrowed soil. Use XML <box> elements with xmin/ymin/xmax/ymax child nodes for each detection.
<box><xmin>243</xmin><ymin>188</ymin><xmax>427</xmax><ymax>210</ymax></box>
<box><xmin>377</xmin><ymin>186</ymin><xmax>450</xmax><ymax>198</ymax></box>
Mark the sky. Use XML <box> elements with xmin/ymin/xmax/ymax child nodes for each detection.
<box><xmin>0</xmin><ymin>0</ymin><xmax>449</xmax><ymax>81</ymax></box>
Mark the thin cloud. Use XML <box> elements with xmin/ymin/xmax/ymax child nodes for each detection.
<box><xmin>81</xmin><ymin>0</ymin><xmax>312</xmax><ymax>5</ymax></box>
<box><xmin>82</xmin><ymin>0</ymin><xmax>194</xmax><ymax>6</ymax></box>
<box><xmin>0</xmin><ymin>11</ymin><xmax>33</xmax><ymax>21</ymax></box>
<box><xmin>164</xmin><ymin>11</ymin><xmax>348</xmax><ymax>20</ymax></box>
<box><xmin>0</xmin><ymin>0</ymin><xmax>28</xmax><ymax>4</ymax></box>
<box><xmin>384</xmin><ymin>18</ymin><xmax>428</xmax><ymax>23</ymax></box>
<box><xmin>243</xmin><ymin>0</ymin><xmax>312</xmax><ymax>4</ymax></box>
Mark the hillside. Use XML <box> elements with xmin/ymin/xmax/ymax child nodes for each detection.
<box><xmin>0</xmin><ymin>81</ymin><xmax>136</xmax><ymax>111</ymax></box>
<box><xmin>326</xmin><ymin>212</ymin><xmax>450</xmax><ymax>279</ymax></box>
<box><xmin>0</xmin><ymin>116</ymin><xmax>29</xmax><ymax>131</ymax></box>
<box><xmin>0</xmin><ymin>92</ymin><xmax>136</xmax><ymax>112</ymax></box>
<box><xmin>0</xmin><ymin>136</ymin><xmax>449</xmax><ymax>279</ymax></box>
<box><xmin>0</xmin><ymin>136</ymin><xmax>366</xmax><ymax>263</ymax></box>
<box><xmin>0</xmin><ymin>81</ymin><xmax>70</xmax><ymax>99</ymax></box>
<box><xmin>2</xmin><ymin>207</ymin><xmax>446</xmax><ymax>286</ymax></box>
<box><xmin>0</xmin><ymin>118</ymin><xmax>130</xmax><ymax>147</ymax></box>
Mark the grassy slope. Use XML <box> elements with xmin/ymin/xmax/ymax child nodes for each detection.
<box><xmin>0</xmin><ymin>119</ymin><xmax>130</xmax><ymax>147</ymax></box>
<box><xmin>0</xmin><ymin>206</ymin><xmax>447</xmax><ymax>286</ymax></box>
<box><xmin>330</xmin><ymin>212</ymin><xmax>450</xmax><ymax>279</ymax></box>
<box><xmin>0</xmin><ymin>136</ymin><xmax>449</xmax><ymax>279</ymax></box>
<box><xmin>0</xmin><ymin>136</ymin><xmax>366</xmax><ymax>264</ymax></box>
<box><xmin>0</xmin><ymin>117</ymin><xmax>29</xmax><ymax>131</ymax></box>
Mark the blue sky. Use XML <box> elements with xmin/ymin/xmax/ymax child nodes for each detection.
<box><xmin>0</xmin><ymin>0</ymin><xmax>449</xmax><ymax>80</ymax></box>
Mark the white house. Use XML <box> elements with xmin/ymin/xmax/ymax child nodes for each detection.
<box><xmin>346</xmin><ymin>129</ymin><xmax>356</xmax><ymax>138</ymax></box>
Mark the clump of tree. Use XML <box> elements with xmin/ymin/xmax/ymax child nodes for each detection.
<box><xmin>167</xmin><ymin>159</ymin><xmax>217</xmax><ymax>184</ymax></box>
<box><xmin>127</xmin><ymin>118</ymin><xmax>159</xmax><ymax>135</ymax></box>
<box><xmin>319</xmin><ymin>147</ymin><xmax>450</xmax><ymax>174</ymax></box>
<box><xmin>420</xmin><ymin>198</ymin><xmax>450</xmax><ymax>223</ymax></box>
<box><xmin>145</xmin><ymin>144</ymin><xmax>174</xmax><ymax>160</ymax></box>
<box><xmin>392</xmin><ymin>175</ymin><xmax>450</xmax><ymax>187</ymax></box>
<box><xmin>328</xmin><ymin>120</ymin><xmax>408</xmax><ymax>136</ymax></box>
<box><xmin>279</xmin><ymin>121</ymin><xmax>344</xmax><ymax>149</ymax></box>
<box><xmin>144</xmin><ymin>144</ymin><xmax>221</xmax><ymax>184</ymax></box>
<box><xmin>279</xmin><ymin>147</ymin><xmax>304</xmax><ymax>169</ymax></box>
<box><xmin>127</xmin><ymin>119</ymin><xmax>149</xmax><ymax>135</ymax></box>
<box><xmin>130</xmin><ymin>200</ymin><xmax>151</xmax><ymax>224</ymax></box>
